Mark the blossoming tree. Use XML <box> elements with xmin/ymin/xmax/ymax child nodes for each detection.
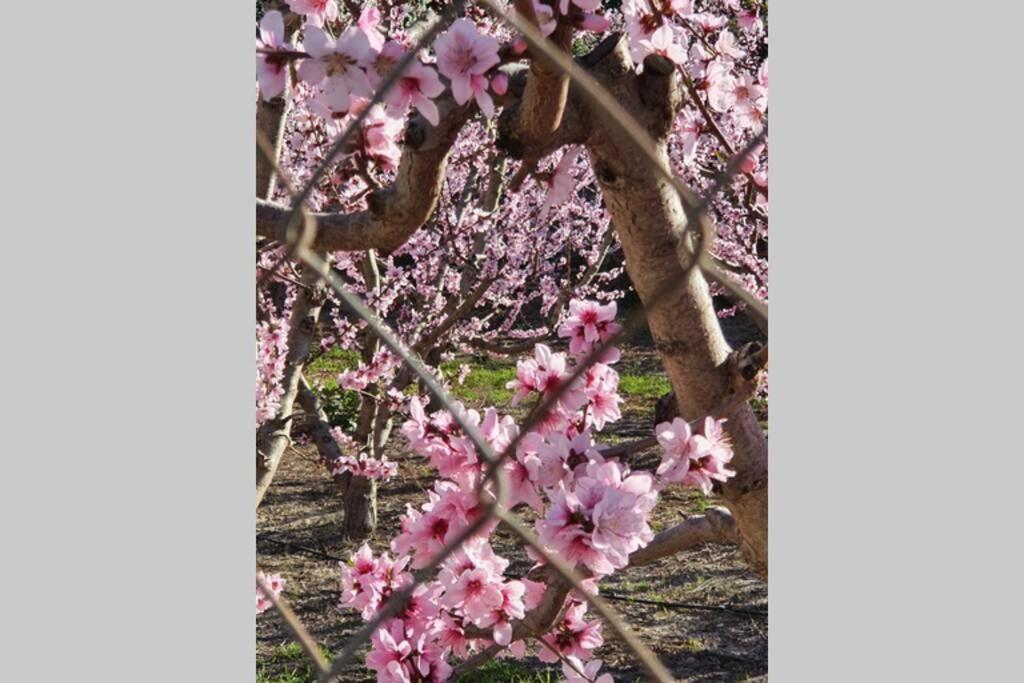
<box><xmin>256</xmin><ymin>0</ymin><xmax>768</xmax><ymax>678</ymax></box>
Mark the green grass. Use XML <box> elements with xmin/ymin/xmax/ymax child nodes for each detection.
<box><xmin>449</xmin><ymin>366</ymin><xmax>517</xmax><ymax>404</ymax></box>
<box><xmin>256</xmin><ymin>642</ymin><xmax>333</xmax><ymax>683</ymax></box>
<box><xmin>441</xmin><ymin>355</ymin><xmax>673</xmax><ymax>407</ymax></box>
<box><xmin>307</xmin><ymin>347</ymin><xmax>361</xmax><ymax>375</ymax></box>
<box><xmin>457</xmin><ymin>659</ymin><xmax>558</xmax><ymax>682</ymax></box>
<box><xmin>617</xmin><ymin>374</ymin><xmax>672</xmax><ymax>398</ymax></box>
<box><xmin>308</xmin><ymin>349</ymin><xmax>674</xmax><ymax>409</ymax></box>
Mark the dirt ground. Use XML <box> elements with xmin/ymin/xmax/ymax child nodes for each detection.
<box><xmin>257</xmin><ymin>340</ymin><xmax>767</xmax><ymax>682</ymax></box>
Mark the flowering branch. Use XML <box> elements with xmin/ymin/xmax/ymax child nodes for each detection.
<box><xmin>627</xmin><ymin>506</ymin><xmax>737</xmax><ymax>566</ymax></box>
<box><xmin>256</xmin><ymin>93</ymin><xmax>473</xmax><ymax>252</ymax></box>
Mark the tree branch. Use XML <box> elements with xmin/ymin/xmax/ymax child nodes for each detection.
<box><xmin>257</xmin><ymin>95</ymin><xmax>473</xmax><ymax>252</ymax></box>
<box><xmin>510</xmin><ymin>1</ymin><xmax>574</xmax><ymax>147</ymax></box>
<box><xmin>627</xmin><ymin>507</ymin><xmax>738</xmax><ymax>567</ymax></box>
<box><xmin>295</xmin><ymin>375</ymin><xmax>353</xmax><ymax>497</ymax></box>
<box><xmin>257</xmin><ymin>267</ymin><xmax>328</xmax><ymax>507</ymax></box>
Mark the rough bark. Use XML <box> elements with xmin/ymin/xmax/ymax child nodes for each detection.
<box><xmin>575</xmin><ymin>38</ymin><xmax>768</xmax><ymax>577</ymax></box>
<box><xmin>342</xmin><ymin>474</ymin><xmax>377</xmax><ymax>540</ymax></box>
<box><xmin>256</xmin><ymin>95</ymin><xmax>290</xmax><ymax>200</ymax></box>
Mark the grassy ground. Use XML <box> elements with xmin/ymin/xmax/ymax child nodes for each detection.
<box><xmin>257</xmin><ymin>344</ymin><xmax>767</xmax><ymax>682</ymax></box>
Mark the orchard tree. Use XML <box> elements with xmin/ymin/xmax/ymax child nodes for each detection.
<box><xmin>256</xmin><ymin>0</ymin><xmax>768</xmax><ymax>678</ymax></box>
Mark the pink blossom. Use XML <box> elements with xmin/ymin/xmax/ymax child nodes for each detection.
<box><xmin>256</xmin><ymin>571</ymin><xmax>286</xmax><ymax>614</ymax></box>
<box><xmin>669</xmin><ymin>0</ymin><xmax>695</xmax><ymax>13</ymax></box>
<box><xmin>256</xmin><ymin>11</ymin><xmax>290</xmax><ymax>101</ymax></box>
<box><xmin>677</xmin><ymin>108</ymin><xmax>703</xmax><ymax>163</ymax></box>
<box><xmin>487</xmin><ymin>580</ymin><xmax>526</xmax><ymax>645</ymax></box>
<box><xmin>656</xmin><ymin>416</ymin><xmax>737</xmax><ymax>494</ymax></box>
<box><xmin>557</xmin><ymin>299</ymin><xmax>621</xmax><ymax>361</ymax></box>
<box><xmin>537</xmin><ymin>484</ymin><xmax>615</xmax><ymax>575</ymax></box>
<box><xmin>536</xmin><ymin>430</ymin><xmax>599</xmax><ymax>488</ymax></box>
<box><xmin>540</xmin><ymin>146</ymin><xmax>582</xmax><ymax>218</ymax></box>
<box><xmin>369</xmin><ymin>40</ymin><xmax>406</xmax><ymax>87</ymax></box>
<box><xmin>442</xmin><ymin>566</ymin><xmax>504</xmax><ymax>622</ymax></box>
<box><xmin>286</xmin><ymin>0</ymin><xmax>338</xmax><ymax>28</ymax></box>
<box><xmin>490</xmin><ymin>72</ymin><xmax>509</xmax><ymax>96</ymax></box>
<box><xmin>518</xmin><ymin>1</ymin><xmax>557</xmax><ymax>37</ymax></box>
<box><xmin>584</xmin><ymin>364</ymin><xmax>622</xmax><ymax>431</ymax></box>
<box><xmin>580</xmin><ymin>12</ymin><xmax>610</xmax><ymax>33</ymax></box>
<box><xmin>692</xmin><ymin>12</ymin><xmax>729</xmax><ymax>32</ymax></box>
<box><xmin>354</xmin><ymin>101</ymin><xmax>401</xmax><ymax>167</ymax></box>
<box><xmin>284</xmin><ymin>0</ymin><xmax>339</xmax><ymax>27</ymax></box>
<box><xmin>655</xmin><ymin>416</ymin><xmax>694</xmax><ymax>481</ymax></box>
<box><xmin>339</xmin><ymin>543</ymin><xmax>386</xmax><ymax>616</ymax></box>
<box><xmin>538</xmin><ymin>601</ymin><xmax>604</xmax><ymax>662</ymax></box>
<box><xmin>437</xmin><ymin>611</ymin><xmax>472</xmax><ymax>658</ymax></box>
<box><xmin>561</xmin><ymin>657</ymin><xmax>613</xmax><ymax>683</ymax></box>
<box><xmin>386</xmin><ymin>61</ymin><xmax>444</xmax><ymax>126</ymax></box>
<box><xmin>468</xmin><ymin>73</ymin><xmax>496</xmax><ymax>117</ymax></box>
<box><xmin>715</xmin><ymin>30</ymin><xmax>746</xmax><ymax>62</ymax></box>
<box><xmin>299</xmin><ymin>25</ymin><xmax>372</xmax><ymax>113</ymax></box>
<box><xmin>504</xmin><ymin>446</ymin><xmax>544</xmax><ymax>510</ymax></box>
<box><xmin>739</xmin><ymin>8</ymin><xmax>765</xmax><ymax>34</ymax></box>
<box><xmin>433</xmin><ymin>19</ymin><xmax>500</xmax><ymax>107</ymax></box>
<box><xmin>357</xmin><ymin>6</ymin><xmax>385</xmax><ymax>52</ymax></box>
<box><xmin>339</xmin><ymin>368</ymin><xmax>369</xmax><ymax>390</ymax></box>
<box><xmin>331</xmin><ymin>452</ymin><xmax>398</xmax><ymax>481</ymax></box>
<box><xmin>365</xmin><ymin>619</ymin><xmax>413</xmax><ymax>682</ymax></box>
<box><xmin>642</xmin><ymin>23</ymin><xmax>688</xmax><ymax>65</ymax></box>
<box><xmin>738</xmin><ymin>143</ymin><xmax>765</xmax><ymax>175</ymax></box>
<box><xmin>507</xmin><ymin>343</ymin><xmax>587</xmax><ymax>414</ymax></box>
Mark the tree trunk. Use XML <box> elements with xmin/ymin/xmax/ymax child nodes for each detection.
<box><xmin>339</xmin><ymin>252</ymin><xmax>384</xmax><ymax>539</ymax></box>
<box><xmin>582</xmin><ymin>38</ymin><xmax>769</xmax><ymax>577</ymax></box>
<box><xmin>342</xmin><ymin>474</ymin><xmax>377</xmax><ymax>539</ymax></box>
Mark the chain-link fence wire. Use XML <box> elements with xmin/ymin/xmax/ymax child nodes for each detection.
<box><xmin>257</xmin><ymin>4</ymin><xmax>769</xmax><ymax>681</ymax></box>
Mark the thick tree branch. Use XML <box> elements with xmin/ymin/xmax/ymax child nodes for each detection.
<box><xmin>257</xmin><ymin>95</ymin><xmax>472</xmax><ymax>252</ymax></box>
<box><xmin>628</xmin><ymin>507</ymin><xmax>738</xmax><ymax>567</ymax></box>
<box><xmin>511</xmin><ymin>1</ymin><xmax>574</xmax><ymax>147</ymax></box>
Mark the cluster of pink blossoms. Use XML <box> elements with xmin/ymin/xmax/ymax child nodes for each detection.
<box><xmin>337</xmin><ymin>301</ymin><xmax>665</xmax><ymax>681</ymax></box>
<box><xmin>256</xmin><ymin>571</ymin><xmax>286</xmax><ymax>615</ymax></box>
<box><xmin>655</xmin><ymin>415</ymin><xmax>736</xmax><ymax>495</ymax></box>
<box><xmin>537</xmin><ymin>459</ymin><xmax>657</xmax><ymax>576</ymax></box>
<box><xmin>256</xmin><ymin>318</ymin><xmax>289</xmax><ymax>423</ymax></box>
<box><xmin>256</xmin><ymin>7</ymin><xmax>509</xmax><ymax>125</ymax></box>
<box><xmin>330</xmin><ymin>451</ymin><xmax>398</xmax><ymax>481</ymax></box>
<box><xmin>256</xmin><ymin>255</ymin><xmax>297</xmax><ymax>425</ymax></box>
<box><xmin>337</xmin><ymin>348</ymin><xmax>401</xmax><ymax>392</ymax></box>
<box><xmin>324</xmin><ymin>298</ymin><xmax>744</xmax><ymax>681</ymax></box>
